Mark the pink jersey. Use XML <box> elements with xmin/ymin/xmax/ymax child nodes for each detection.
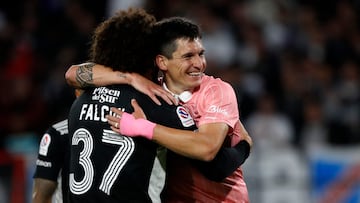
<box><xmin>164</xmin><ymin>75</ymin><xmax>249</xmax><ymax>203</ymax></box>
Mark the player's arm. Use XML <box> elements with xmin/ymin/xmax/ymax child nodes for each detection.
<box><xmin>32</xmin><ymin>178</ymin><xmax>57</xmax><ymax>203</ymax></box>
<box><xmin>110</xmin><ymin>111</ymin><xmax>252</xmax><ymax>181</ymax></box>
<box><xmin>192</xmin><ymin>128</ymin><xmax>252</xmax><ymax>181</ymax></box>
<box><xmin>108</xmin><ymin>100</ymin><xmax>252</xmax><ymax>180</ymax></box>
<box><xmin>153</xmin><ymin>122</ymin><xmax>228</xmax><ymax>161</ymax></box>
<box><xmin>109</xmin><ymin>102</ymin><xmax>237</xmax><ymax>161</ymax></box>
<box><xmin>65</xmin><ymin>62</ymin><xmax>131</xmax><ymax>88</ymax></box>
<box><xmin>64</xmin><ymin>62</ymin><xmax>175</xmax><ymax>105</ymax></box>
<box><xmin>154</xmin><ymin>120</ymin><xmax>251</xmax><ymax>167</ymax></box>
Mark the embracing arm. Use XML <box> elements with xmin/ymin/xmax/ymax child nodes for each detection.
<box><xmin>108</xmin><ymin>105</ymin><xmax>229</xmax><ymax>161</ymax></box>
<box><xmin>193</xmin><ymin>141</ymin><xmax>251</xmax><ymax>182</ymax></box>
<box><xmin>155</xmin><ymin>119</ymin><xmax>252</xmax><ymax>181</ymax></box>
<box><xmin>65</xmin><ymin>62</ymin><xmax>131</xmax><ymax>88</ymax></box>
<box><xmin>192</xmin><ymin>119</ymin><xmax>252</xmax><ymax>181</ymax></box>
<box><xmin>107</xmin><ymin>101</ymin><xmax>253</xmax><ymax>180</ymax></box>
<box><xmin>109</xmin><ymin>109</ymin><xmax>252</xmax><ymax>180</ymax></box>
<box><xmin>153</xmin><ymin>122</ymin><xmax>228</xmax><ymax>161</ymax></box>
<box><xmin>64</xmin><ymin>62</ymin><xmax>175</xmax><ymax>105</ymax></box>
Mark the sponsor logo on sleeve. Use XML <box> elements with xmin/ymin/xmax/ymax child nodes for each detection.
<box><xmin>39</xmin><ymin>133</ymin><xmax>51</xmax><ymax>156</ymax></box>
<box><xmin>36</xmin><ymin>159</ymin><xmax>52</xmax><ymax>168</ymax></box>
<box><xmin>207</xmin><ymin>105</ymin><xmax>228</xmax><ymax>115</ymax></box>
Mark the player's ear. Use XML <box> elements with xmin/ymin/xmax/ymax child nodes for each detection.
<box><xmin>155</xmin><ymin>55</ymin><xmax>168</xmax><ymax>71</ymax></box>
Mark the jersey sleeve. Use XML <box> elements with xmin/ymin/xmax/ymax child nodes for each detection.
<box><xmin>197</xmin><ymin>81</ymin><xmax>239</xmax><ymax>130</ymax></box>
<box><xmin>33</xmin><ymin>120</ymin><xmax>68</xmax><ymax>181</ymax></box>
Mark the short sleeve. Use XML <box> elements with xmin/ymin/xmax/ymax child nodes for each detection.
<box><xmin>33</xmin><ymin>121</ymin><xmax>68</xmax><ymax>181</ymax></box>
<box><xmin>197</xmin><ymin>81</ymin><xmax>239</xmax><ymax>129</ymax></box>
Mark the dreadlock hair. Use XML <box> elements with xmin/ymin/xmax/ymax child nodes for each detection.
<box><xmin>90</xmin><ymin>8</ymin><xmax>156</xmax><ymax>77</ymax></box>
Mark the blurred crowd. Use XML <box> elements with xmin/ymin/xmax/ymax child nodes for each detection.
<box><xmin>0</xmin><ymin>0</ymin><xmax>359</xmax><ymax>202</ymax></box>
<box><xmin>0</xmin><ymin>0</ymin><xmax>106</xmax><ymax>147</ymax></box>
<box><xmin>1</xmin><ymin>0</ymin><xmax>359</xmax><ymax>149</ymax></box>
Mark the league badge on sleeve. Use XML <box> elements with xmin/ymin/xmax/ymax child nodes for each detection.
<box><xmin>176</xmin><ymin>106</ymin><xmax>195</xmax><ymax>127</ymax></box>
<box><xmin>39</xmin><ymin>133</ymin><xmax>51</xmax><ymax>156</ymax></box>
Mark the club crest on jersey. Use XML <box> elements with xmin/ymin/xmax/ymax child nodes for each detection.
<box><xmin>176</xmin><ymin>106</ymin><xmax>195</xmax><ymax>127</ymax></box>
<box><xmin>39</xmin><ymin>133</ymin><xmax>51</xmax><ymax>156</ymax></box>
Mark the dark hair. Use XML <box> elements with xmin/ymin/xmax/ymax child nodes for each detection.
<box><xmin>89</xmin><ymin>8</ymin><xmax>156</xmax><ymax>76</ymax></box>
<box><xmin>152</xmin><ymin>17</ymin><xmax>202</xmax><ymax>58</ymax></box>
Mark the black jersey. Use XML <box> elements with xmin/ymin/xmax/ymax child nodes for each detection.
<box><xmin>67</xmin><ymin>85</ymin><xmax>196</xmax><ymax>203</ymax></box>
<box><xmin>33</xmin><ymin>119</ymin><xmax>70</xmax><ymax>203</ymax></box>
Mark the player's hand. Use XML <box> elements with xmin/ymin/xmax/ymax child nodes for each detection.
<box><xmin>106</xmin><ymin>99</ymin><xmax>137</xmax><ymax>133</ymax></box>
<box><xmin>107</xmin><ymin>107</ymin><xmax>124</xmax><ymax>134</ymax></box>
<box><xmin>106</xmin><ymin>99</ymin><xmax>155</xmax><ymax>140</ymax></box>
<box><xmin>130</xmin><ymin>73</ymin><xmax>177</xmax><ymax>105</ymax></box>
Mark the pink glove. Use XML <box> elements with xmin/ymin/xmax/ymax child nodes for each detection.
<box><xmin>119</xmin><ymin>112</ymin><xmax>156</xmax><ymax>140</ymax></box>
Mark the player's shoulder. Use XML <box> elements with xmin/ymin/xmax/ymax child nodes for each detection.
<box><xmin>202</xmin><ymin>74</ymin><xmax>229</xmax><ymax>85</ymax></box>
<box><xmin>148</xmin><ymin>103</ymin><xmax>196</xmax><ymax>130</ymax></box>
<box><xmin>51</xmin><ymin>119</ymin><xmax>68</xmax><ymax>132</ymax></box>
<box><xmin>91</xmin><ymin>84</ymin><xmax>137</xmax><ymax>98</ymax></box>
<box><xmin>200</xmin><ymin>75</ymin><xmax>233</xmax><ymax>92</ymax></box>
<box><xmin>130</xmin><ymin>88</ymin><xmax>175</xmax><ymax>109</ymax></box>
<box><xmin>41</xmin><ymin>119</ymin><xmax>68</xmax><ymax>145</ymax></box>
<box><xmin>47</xmin><ymin>119</ymin><xmax>68</xmax><ymax>136</ymax></box>
<box><xmin>109</xmin><ymin>84</ymin><xmax>136</xmax><ymax>91</ymax></box>
<box><xmin>37</xmin><ymin>119</ymin><xmax>69</xmax><ymax>158</ymax></box>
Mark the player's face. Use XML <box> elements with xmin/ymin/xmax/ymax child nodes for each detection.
<box><xmin>164</xmin><ymin>38</ymin><xmax>206</xmax><ymax>94</ymax></box>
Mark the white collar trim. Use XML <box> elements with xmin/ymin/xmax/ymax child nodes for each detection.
<box><xmin>162</xmin><ymin>83</ymin><xmax>192</xmax><ymax>103</ymax></box>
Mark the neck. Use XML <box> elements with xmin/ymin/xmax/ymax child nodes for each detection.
<box><xmin>163</xmin><ymin>80</ymin><xmax>190</xmax><ymax>95</ymax></box>
<box><xmin>163</xmin><ymin>83</ymin><xmax>181</xmax><ymax>95</ymax></box>
<box><xmin>163</xmin><ymin>83</ymin><xmax>193</xmax><ymax>103</ymax></box>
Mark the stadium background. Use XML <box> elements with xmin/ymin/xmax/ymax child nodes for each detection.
<box><xmin>0</xmin><ymin>0</ymin><xmax>359</xmax><ymax>202</ymax></box>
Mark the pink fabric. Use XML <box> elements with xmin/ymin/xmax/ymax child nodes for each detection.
<box><xmin>119</xmin><ymin>112</ymin><xmax>156</xmax><ymax>140</ymax></box>
<box><xmin>183</xmin><ymin>75</ymin><xmax>242</xmax><ymax>146</ymax></box>
<box><xmin>165</xmin><ymin>75</ymin><xmax>249</xmax><ymax>203</ymax></box>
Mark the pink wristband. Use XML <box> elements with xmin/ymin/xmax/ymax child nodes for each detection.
<box><xmin>119</xmin><ymin>112</ymin><xmax>156</xmax><ymax>140</ymax></box>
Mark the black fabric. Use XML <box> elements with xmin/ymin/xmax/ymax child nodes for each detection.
<box><xmin>33</xmin><ymin>119</ymin><xmax>70</xmax><ymax>203</ymax></box>
<box><xmin>67</xmin><ymin>84</ymin><xmax>196</xmax><ymax>203</ymax></box>
<box><xmin>192</xmin><ymin>140</ymin><xmax>251</xmax><ymax>182</ymax></box>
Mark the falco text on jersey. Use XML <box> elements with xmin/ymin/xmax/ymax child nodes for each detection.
<box><xmin>79</xmin><ymin>104</ymin><xmax>122</xmax><ymax>122</ymax></box>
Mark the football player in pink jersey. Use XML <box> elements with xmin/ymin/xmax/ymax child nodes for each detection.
<box><xmin>65</xmin><ymin>16</ymin><xmax>252</xmax><ymax>203</ymax></box>
<box><xmin>107</xmin><ymin>17</ymin><xmax>251</xmax><ymax>203</ymax></box>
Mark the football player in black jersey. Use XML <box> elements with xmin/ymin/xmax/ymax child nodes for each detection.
<box><xmin>67</xmin><ymin>8</ymin><xmax>197</xmax><ymax>202</ymax></box>
<box><xmin>32</xmin><ymin>119</ymin><xmax>70</xmax><ymax>203</ymax></box>
<box><xmin>32</xmin><ymin>89</ymin><xmax>83</xmax><ymax>203</ymax></box>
